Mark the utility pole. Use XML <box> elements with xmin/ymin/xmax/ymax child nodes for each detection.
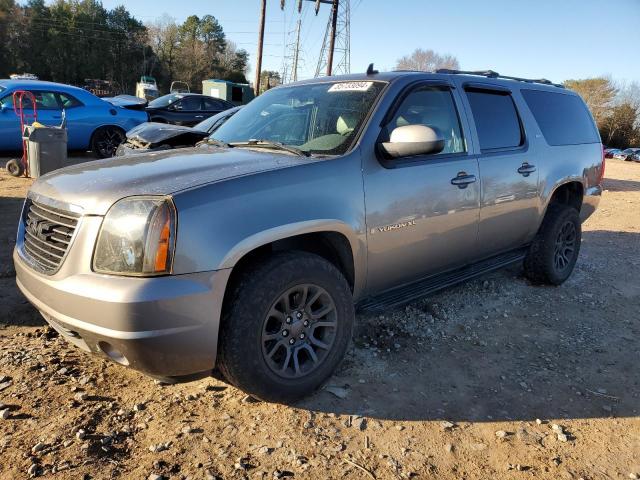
<box><xmin>254</xmin><ymin>0</ymin><xmax>267</xmax><ymax>96</ymax></box>
<box><xmin>292</xmin><ymin>17</ymin><xmax>302</xmax><ymax>82</ymax></box>
<box><xmin>326</xmin><ymin>0</ymin><xmax>339</xmax><ymax>76</ymax></box>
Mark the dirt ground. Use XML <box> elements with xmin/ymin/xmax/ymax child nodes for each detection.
<box><xmin>0</xmin><ymin>157</ymin><xmax>639</xmax><ymax>480</ymax></box>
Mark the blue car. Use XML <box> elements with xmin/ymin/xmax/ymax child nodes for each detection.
<box><xmin>0</xmin><ymin>80</ymin><xmax>148</xmax><ymax>158</ymax></box>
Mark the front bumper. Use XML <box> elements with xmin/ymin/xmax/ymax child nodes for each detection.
<box><xmin>579</xmin><ymin>184</ymin><xmax>602</xmax><ymax>223</ymax></box>
<box><xmin>14</xmin><ymin>247</ymin><xmax>231</xmax><ymax>378</ymax></box>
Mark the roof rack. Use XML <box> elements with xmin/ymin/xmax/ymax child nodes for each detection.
<box><xmin>435</xmin><ymin>69</ymin><xmax>564</xmax><ymax>88</ymax></box>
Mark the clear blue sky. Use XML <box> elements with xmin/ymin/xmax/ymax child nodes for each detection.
<box><xmin>98</xmin><ymin>0</ymin><xmax>640</xmax><ymax>84</ymax></box>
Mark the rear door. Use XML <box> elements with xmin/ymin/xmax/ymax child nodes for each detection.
<box><xmin>363</xmin><ymin>82</ymin><xmax>481</xmax><ymax>294</ymax></box>
<box><xmin>457</xmin><ymin>83</ymin><xmax>540</xmax><ymax>258</ymax></box>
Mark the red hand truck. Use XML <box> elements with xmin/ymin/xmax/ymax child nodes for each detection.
<box><xmin>5</xmin><ymin>90</ymin><xmax>38</xmax><ymax>177</ymax></box>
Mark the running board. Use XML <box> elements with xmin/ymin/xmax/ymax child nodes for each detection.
<box><xmin>357</xmin><ymin>248</ymin><xmax>528</xmax><ymax>312</ymax></box>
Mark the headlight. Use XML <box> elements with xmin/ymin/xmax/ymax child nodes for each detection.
<box><xmin>93</xmin><ymin>196</ymin><xmax>176</xmax><ymax>276</ymax></box>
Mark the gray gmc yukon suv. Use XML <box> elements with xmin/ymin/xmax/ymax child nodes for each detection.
<box><xmin>14</xmin><ymin>69</ymin><xmax>604</xmax><ymax>402</ymax></box>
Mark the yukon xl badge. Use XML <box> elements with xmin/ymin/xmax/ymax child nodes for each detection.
<box><xmin>372</xmin><ymin>219</ymin><xmax>417</xmax><ymax>234</ymax></box>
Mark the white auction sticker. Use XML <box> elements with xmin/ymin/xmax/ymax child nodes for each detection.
<box><xmin>328</xmin><ymin>81</ymin><xmax>373</xmax><ymax>92</ymax></box>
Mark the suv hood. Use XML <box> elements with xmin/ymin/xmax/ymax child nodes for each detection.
<box><xmin>29</xmin><ymin>145</ymin><xmax>313</xmax><ymax>215</ymax></box>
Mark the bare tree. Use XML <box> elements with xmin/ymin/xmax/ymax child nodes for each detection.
<box><xmin>616</xmin><ymin>80</ymin><xmax>640</xmax><ymax>128</ymax></box>
<box><xmin>395</xmin><ymin>48</ymin><xmax>460</xmax><ymax>72</ymax></box>
<box><xmin>565</xmin><ymin>77</ymin><xmax>640</xmax><ymax>148</ymax></box>
<box><xmin>146</xmin><ymin>15</ymin><xmax>180</xmax><ymax>82</ymax></box>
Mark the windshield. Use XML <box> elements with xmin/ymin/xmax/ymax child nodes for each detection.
<box><xmin>148</xmin><ymin>93</ymin><xmax>183</xmax><ymax>108</ymax></box>
<box><xmin>0</xmin><ymin>85</ymin><xmax>5</xmax><ymax>94</ymax></box>
<box><xmin>212</xmin><ymin>81</ymin><xmax>386</xmax><ymax>155</ymax></box>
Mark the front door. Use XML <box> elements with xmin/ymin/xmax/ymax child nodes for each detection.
<box><xmin>0</xmin><ymin>91</ymin><xmax>63</xmax><ymax>151</ymax></box>
<box><xmin>363</xmin><ymin>83</ymin><xmax>481</xmax><ymax>294</ymax></box>
<box><xmin>169</xmin><ymin>96</ymin><xmax>204</xmax><ymax>126</ymax></box>
<box><xmin>0</xmin><ymin>93</ymin><xmax>21</xmax><ymax>151</ymax></box>
<box><xmin>458</xmin><ymin>85</ymin><xmax>540</xmax><ymax>258</ymax></box>
<box><xmin>29</xmin><ymin>91</ymin><xmax>65</xmax><ymax>127</ymax></box>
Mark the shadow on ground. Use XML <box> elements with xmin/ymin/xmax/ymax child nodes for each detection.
<box><xmin>603</xmin><ymin>177</ymin><xmax>640</xmax><ymax>192</ymax></box>
<box><xmin>300</xmin><ymin>230</ymin><xmax>640</xmax><ymax>423</ymax></box>
<box><xmin>0</xmin><ymin>194</ymin><xmax>44</xmax><ymax>327</ymax></box>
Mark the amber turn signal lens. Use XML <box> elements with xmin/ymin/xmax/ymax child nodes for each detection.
<box><xmin>154</xmin><ymin>217</ymin><xmax>171</xmax><ymax>272</ymax></box>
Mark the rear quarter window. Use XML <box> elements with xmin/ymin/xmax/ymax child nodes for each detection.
<box><xmin>521</xmin><ymin>89</ymin><xmax>600</xmax><ymax>146</ymax></box>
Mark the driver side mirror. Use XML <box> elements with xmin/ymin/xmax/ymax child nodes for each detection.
<box><xmin>380</xmin><ymin>125</ymin><xmax>445</xmax><ymax>159</ymax></box>
<box><xmin>0</xmin><ymin>104</ymin><xmax>7</xmax><ymax>113</ymax></box>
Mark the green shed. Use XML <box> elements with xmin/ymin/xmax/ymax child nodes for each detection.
<box><xmin>201</xmin><ymin>79</ymin><xmax>255</xmax><ymax>106</ymax></box>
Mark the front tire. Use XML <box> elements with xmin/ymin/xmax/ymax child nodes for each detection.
<box><xmin>217</xmin><ymin>252</ymin><xmax>354</xmax><ymax>403</ymax></box>
<box><xmin>91</xmin><ymin>127</ymin><xmax>125</xmax><ymax>158</ymax></box>
<box><xmin>524</xmin><ymin>204</ymin><xmax>581</xmax><ymax>285</ymax></box>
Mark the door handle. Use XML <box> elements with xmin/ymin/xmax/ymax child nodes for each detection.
<box><xmin>517</xmin><ymin>163</ymin><xmax>536</xmax><ymax>176</ymax></box>
<box><xmin>451</xmin><ymin>172</ymin><xmax>477</xmax><ymax>189</ymax></box>
<box><xmin>195</xmin><ymin>115</ymin><xmax>204</xmax><ymax>118</ymax></box>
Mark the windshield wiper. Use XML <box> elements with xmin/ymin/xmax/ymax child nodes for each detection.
<box><xmin>230</xmin><ymin>139</ymin><xmax>310</xmax><ymax>157</ymax></box>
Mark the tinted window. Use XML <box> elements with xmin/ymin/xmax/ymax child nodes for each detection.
<box><xmin>389</xmin><ymin>86</ymin><xmax>466</xmax><ymax>154</ymax></box>
<box><xmin>57</xmin><ymin>93</ymin><xmax>82</xmax><ymax>109</ymax></box>
<box><xmin>203</xmin><ymin>98</ymin><xmax>226</xmax><ymax>111</ymax></box>
<box><xmin>3</xmin><ymin>91</ymin><xmax>60</xmax><ymax>110</ymax></box>
<box><xmin>466</xmin><ymin>89</ymin><xmax>523</xmax><ymax>150</ymax></box>
<box><xmin>522</xmin><ymin>89</ymin><xmax>600</xmax><ymax>146</ymax></box>
<box><xmin>0</xmin><ymin>95</ymin><xmax>12</xmax><ymax>108</ymax></box>
<box><xmin>148</xmin><ymin>94</ymin><xmax>184</xmax><ymax>108</ymax></box>
<box><xmin>176</xmin><ymin>96</ymin><xmax>202</xmax><ymax>111</ymax></box>
<box><xmin>33</xmin><ymin>91</ymin><xmax>61</xmax><ymax>110</ymax></box>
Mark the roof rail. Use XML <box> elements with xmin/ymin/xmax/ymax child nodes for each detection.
<box><xmin>435</xmin><ymin>69</ymin><xmax>564</xmax><ymax>88</ymax></box>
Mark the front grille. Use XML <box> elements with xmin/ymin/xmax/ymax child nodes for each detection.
<box><xmin>22</xmin><ymin>199</ymin><xmax>80</xmax><ymax>274</ymax></box>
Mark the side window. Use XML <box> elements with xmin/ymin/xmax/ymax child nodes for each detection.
<box><xmin>389</xmin><ymin>86</ymin><xmax>466</xmax><ymax>155</ymax></box>
<box><xmin>0</xmin><ymin>95</ymin><xmax>13</xmax><ymax>108</ymax></box>
<box><xmin>203</xmin><ymin>98</ymin><xmax>225</xmax><ymax>111</ymax></box>
<box><xmin>176</xmin><ymin>96</ymin><xmax>202</xmax><ymax>111</ymax></box>
<box><xmin>520</xmin><ymin>89</ymin><xmax>599</xmax><ymax>146</ymax></box>
<box><xmin>32</xmin><ymin>91</ymin><xmax>61</xmax><ymax>110</ymax></box>
<box><xmin>465</xmin><ymin>89</ymin><xmax>523</xmax><ymax>150</ymax></box>
<box><xmin>56</xmin><ymin>92</ymin><xmax>83</xmax><ymax>109</ymax></box>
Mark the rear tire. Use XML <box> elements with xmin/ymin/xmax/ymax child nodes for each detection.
<box><xmin>5</xmin><ymin>159</ymin><xmax>24</xmax><ymax>177</ymax></box>
<box><xmin>217</xmin><ymin>251</ymin><xmax>354</xmax><ymax>403</ymax></box>
<box><xmin>91</xmin><ymin>126</ymin><xmax>125</xmax><ymax>158</ymax></box>
<box><xmin>523</xmin><ymin>204</ymin><xmax>581</xmax><ymax>285</ymax></box>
